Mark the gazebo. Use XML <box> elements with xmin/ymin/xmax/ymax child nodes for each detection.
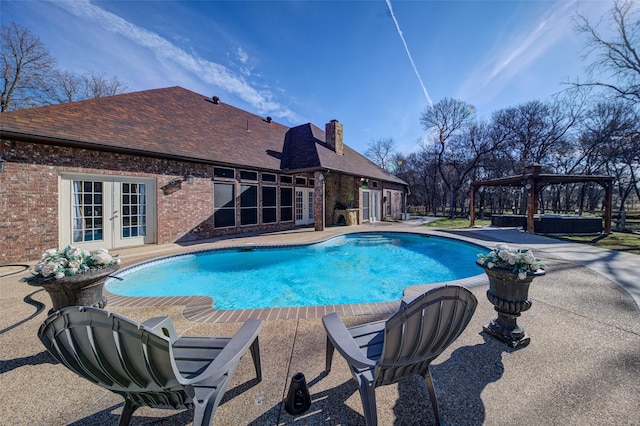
<box><xmin>469</xmin><ymin>164</ymin><xmax>614</xmax><ymax>234</ymax></box>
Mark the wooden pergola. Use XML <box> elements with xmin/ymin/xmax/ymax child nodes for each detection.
<box><xmin>469</xmin><ymin>164</ymin><xmax>614</xmax><ymax>234</ymax></box>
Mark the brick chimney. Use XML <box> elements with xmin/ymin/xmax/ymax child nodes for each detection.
<box><xmin>325</xmin><ymin>119</ymin><xmax>344</xmax><ymax>155</ymax></box>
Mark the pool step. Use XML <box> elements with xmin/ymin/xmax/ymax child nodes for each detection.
<box><xmin>354</xmin><ymin>234</ymin><xmax>394</xmax><ymax>245</ymax></box>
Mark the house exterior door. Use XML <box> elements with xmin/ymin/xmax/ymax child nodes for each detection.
<box><xmin>362</xmin><ymin>190</ymin><xmax>381</xmax><ymax>222</ymax></box>
<box><xmin>371</xmin><ymin>191</ymin><xmax>380</xmax><ymax>222</ymax></box>
<box><xmin>60</xmin><ymin>174</ymin><xmax>156</xmax><ymax>250</ymax></box>
<box><xmin>295</xmin><ymin>188</ymin><xmax>314</xmax><ymax>225</ymax></box>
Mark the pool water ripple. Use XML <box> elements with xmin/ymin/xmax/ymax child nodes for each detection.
<box><xmin>107</xmin><ymin>232</ymin><xmax>482</xmax><ymax>310</ymax></box>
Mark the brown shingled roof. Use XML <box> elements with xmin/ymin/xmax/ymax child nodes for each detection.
<box><xmin>0</xmin><ymin>86</ymin><xmax>406</xmax><ymax>185</ymax></box>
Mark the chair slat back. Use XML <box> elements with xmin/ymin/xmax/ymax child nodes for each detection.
<box><xmin>376</xmin><ymin>285</ymin><xmax>477</xmax><ymax>386</ymax></box>
<box><xmin>39</xmin><ymin>307</ymin><xmax>181</xmax><ymax>394</ymax></box>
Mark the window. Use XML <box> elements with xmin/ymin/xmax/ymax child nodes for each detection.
<box><xmin>362</xmin><ymin>191</ymin><xmax>370</xmax><ymax>222</ymax></box>
<box><xmin>295</xmin><ymin>190</ymin><xmax>304</xmax><ymax>221</ymax></box>
<box><xmin>281</xmin><ymin>175</ymin><xmax>293</xmax><ymax>184</ymax></box>
<box><xmin>386</xmin><ymin>191</ymin><xmax>392</xmax><ymax>215</ymax></box>
<box><xmin>309</xmin><ymin>179</ymin><xmax>315</xmax><ymax>187</ymax></box>
<box><xmin>72</xmin><ymin>180</ymin><xmax>103</xmax><ymax>242</ymax></box>
<box><xmin>295</xmin><ymin>177</ymin><xmax>307</xmax><ymax>186</ymax></box>
<box><xmin>308</xmin><ymin>191</ymin><xmax>314</xmax><ymax>220</ymax></box>
<box><xmin>214</xmin><ymin>167</ymin><xmax>235</xmax><ymax>179</ymax></box>
<box><xmin>262</xmin><ymin>173</ymin><xmax>277</xmax><ymax>183</ymax></box>
<box><xmin>262</xmin><ymin>186</ymin><xmax>277</xmax><ymax>223</ymax></box>
<box><xmin>280</xmin><ymin>187</ymin><xmax>293</xmax><ymax>221</ymax></box>
<box><xmin>214</xmin><ymin>182</ymin><xmax>235</xmax><ymax>227</ymax></box>
<box><xmin>240</xmin><ymin>170</ymin><xmax>258</xmax><ymax>181</ymax></box>
<box><xmin>122</xmin><ymin>183</ymin><xmax>147</xmax><ymax>237</ymax></box>
<box><xmin>240</xmin><ymin>184</ymin><xmax>258</xmax><ymax>225</ymax></box>
<box><xmin>372</xmin><ymin>181</ymin><xmax>379</xmax><ymax>188</ymax></box>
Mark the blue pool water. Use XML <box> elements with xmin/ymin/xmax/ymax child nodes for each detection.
<box><xmin>107</xmin><ymin>232</ymin><xmax>482</xmax><ymax>310</ymax></box>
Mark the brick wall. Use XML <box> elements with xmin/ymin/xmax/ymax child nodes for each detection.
<box><xmin>1</xmin><ymin>139</ymin><xmax>406</xmax><ymax>263</ymax></box>
<box><xmin>0</xmin><ymin>139</ymin><xmax>296</xmax><ymax>263</ymax></box>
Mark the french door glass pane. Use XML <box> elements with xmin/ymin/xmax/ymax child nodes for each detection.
<box><xmin>73</xmin><ymin>180</ymin><xmax>104</xmax><ymax>242</ymax></box>
<box><xmin>363</xmin><ymin>192</ymin><xmax>370</xmax><ymax>221</ymax></box>
<box><xmin>295</xmin><ymin>191</ymin><xmax>304</xmax><ymax>220</ymax></box>
<box><xmin>122</xmin><ymin>183</ymin><xmax>146</xmax><ymax>238</ymax></box>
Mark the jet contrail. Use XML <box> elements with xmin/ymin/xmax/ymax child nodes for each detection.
<box><xmin>386</xmin><ymin>0</ymin><xmax>433</xmax><ymax>107</ymax></box>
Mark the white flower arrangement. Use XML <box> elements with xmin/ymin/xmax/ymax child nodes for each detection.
<box><xmin>476</xmin><ymin>243</ymin><xmax>545</xmax><ymax>280</ymax></box>
<box><xmin>23</xmin><ymin>246</ymin><xmax>120</xmax><ymax>281</ymax></box>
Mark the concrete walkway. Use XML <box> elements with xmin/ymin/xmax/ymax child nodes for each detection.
<box><xmin>1</xmin><ymin>222</ymin><xmax>638</xmax><ymax>425</ymax></box>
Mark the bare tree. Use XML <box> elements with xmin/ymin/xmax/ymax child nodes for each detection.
<box><xmin>82</xmin><ymin>71</ymin><xmax>129</xmax><ymax>99</ymax></box>
<box><xmin>2</xmin><ymin>22</ymin><xmax>130</xmax><ymax>111</ymax></box>
<box><xmin>38</xmin><ymin>70</ymin><xmax>84</xmax><ymax>104</ymax></box>
<box><xmin>364</xmin><ymin>137</ymin><xmax>396</xmax><ymax>170</ymax></box>
<box><xmin>491</xmin><ymin>100</ymin><xmax>578</xmax><ymax>173</ymax></box>
<box><xmin>575</xmin><ymin>0</ymin><xmax>640</xmax><ymax>104</ymax></box>
<box><xmin>1</xmin><ymin>21</ymin><xmax>56</xmax><ymax>111</ymax></box>
<box><xmin>420</xmin><ymin>98</ymin><xmax>476</xmax><ymax>218</ymax></box>
<box><xmin>39</xmin><ymin>70</ymin><xmax>129</xmax><ymax>104</ymax></box>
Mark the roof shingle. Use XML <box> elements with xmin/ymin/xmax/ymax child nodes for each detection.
<box><xmin>0</xmin><ymin>86</ymin><xmax>406</xmax><ymax>184</ymax></box>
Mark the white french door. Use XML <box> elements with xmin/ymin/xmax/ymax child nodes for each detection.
<box><xmin>362</xmin><ymin>190</ymin><xmax>381</xmax><ymax>222</ymax></box>
<box><xmin>295</xmin><ymin>188</ymin><xmax>314</xmax><ymax>225</ymax></box>
<box><xmin>371</xmin><ymin>191</ymin><xmax>380</xmax><ymax>222</ymax></box>
<box><xmin>60</xmin><ymin>174</ymin><xmax>156</xmax><ymax>250</ymax></box>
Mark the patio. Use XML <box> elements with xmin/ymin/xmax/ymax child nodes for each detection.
<box><xmin>1</xmin><ymin>223</ymin><xmax>638</xmax><ymax>425</ymax></box>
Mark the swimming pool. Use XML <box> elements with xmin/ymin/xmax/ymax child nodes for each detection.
<box><xmin>107</xmin><ymin>232</ymin><xmax>482</xmax><ymax>310</ymax></box>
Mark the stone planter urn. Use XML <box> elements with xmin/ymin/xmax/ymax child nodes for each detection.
<box><xmin>476</xmin><ymin>260</ymin><xmax>545</xmax><ymax>348</ymax></box>
<box><xmin>27</xmin><ymin>264</ymin><xmax>119</xmax><ymax>314</ymax></box>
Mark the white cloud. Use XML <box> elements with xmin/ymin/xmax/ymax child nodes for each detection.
<box><xmin>456</xmin><ymin>0</ymin><xmax>578</xmax><ymax>105</ymax></box>
<box><xmin>56</xmin><ymin>0</ymin><xmax>302</xmax><ymax>122</ymax></box>
<box><xmin>236</xmin><ymin>46</ymin><xmax>249</xmax><ymax>64</ymax></box>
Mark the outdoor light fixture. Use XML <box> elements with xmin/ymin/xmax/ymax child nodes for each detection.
<box><xmin>185</xmin><ymin>174</ymin><xmax>195</xmax><ymax>185</ymax></box>
<box><xmin>0</xmin><ymin>157</ymin><xmax>5</xmax><ymax>173</ymax></box>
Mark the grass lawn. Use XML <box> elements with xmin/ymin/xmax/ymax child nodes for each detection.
<box><xmin>547</xmin><ymin>232</ymin><xmax>640</xmax><ymax>255</ymax></box>
<box><xmin>424</xmin><ymin>218</ymin><xmax>491</xmax><ymax>229</ymax></box>
<box><xmin>422</xmin><ymin>217</ymin><xmax>640</xmax><ymax>255</ymax></box>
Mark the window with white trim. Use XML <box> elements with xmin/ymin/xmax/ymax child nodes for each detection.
<box><xmin>280</xmin><ymin>187</ymin><xmax>293</xmax><ymax>221</ymax></box>
<box><xmin>214</xmin><ymin>182</ymin><xmax>235</xmax><ymax>227</ymax></box>
<box><xmin>240</xmin><ymin>184</ymin><xmax>258</xmax><ymax>225</ymax></box>
<box><xmin>262</xmin><ymin>186</ymin><xmax>277</xmax><ymax>223</ymax></box>
<box><xmin>240</xmin><ymin>170</ymin><xmax>258</xmax><ymax>181</ymax></box>
<box><xmin>262</xmin><ymin>173</ymin><xmax>277</xmax><ymax>183</ymax></box>
<box><xmin>214</xmin><ymin>167</ymin><xmax>235</xmax><ymax>179</ymax></box>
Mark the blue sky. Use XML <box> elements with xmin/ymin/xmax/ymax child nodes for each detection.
<box><xmin>2</xmin><ymin>0</ymin><xmax>613</xmax><ymax>155</ymax></box>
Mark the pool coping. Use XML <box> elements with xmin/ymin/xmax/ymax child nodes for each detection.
<box><xmin>105</xmin><ymin>230</ymin><xmax>490</xmax><ymax>323</ymax></box>
<box><xmin>105</xmin><ymin>273</ymin><xmax>489</xmax><ymax>323</ymax></box>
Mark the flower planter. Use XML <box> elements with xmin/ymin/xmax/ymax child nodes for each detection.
<box><xmin>27</xmin><ymin>264</ymin><xmax>119</xmax><ymax>314</ymax></box>
<box><xmin>477</xmin><ymin>260</ymin><xmax>545</xmax><ymax>348</ymax></box>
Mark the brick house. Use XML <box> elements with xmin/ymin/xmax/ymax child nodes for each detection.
<box><xmin>0</xmin><ymin>86</ymin><xmax>408</xmax><ymax>263</ymax></box>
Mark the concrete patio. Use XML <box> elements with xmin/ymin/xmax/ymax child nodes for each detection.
<box><xmin>1</xmin><ymin>222</ymin><xmax>638</xmax><ymax>425</ymax></box>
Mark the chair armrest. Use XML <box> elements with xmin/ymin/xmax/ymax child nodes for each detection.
<box><xmin>400</xmin><ymin>295</ymin><xmax>416</xmax><ymax>308</ymax></box>
<box><xmin>322</xmin><ymin>313</ymin><xmax>376</xmax><ymax>370</ymax></box>
<box><xmin>173</xmin><ymin>318</ymin><xmax>263</xmax><ymax>385</ymax></box>
<box><xmin>142</xmin><ymin>316</ymin><xmax>179</xmax><ymax>343</ymax></box>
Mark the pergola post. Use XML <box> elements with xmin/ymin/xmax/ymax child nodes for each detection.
<box><xmin>524</xmin><ymin>164</ymin><xmax>541</xmax><ymax>234</ymax></box>
<box><xmin>604</xmin><ymin>179</ymin><xmax>613</xmax><ymax>234</ymax></box>
<box><xmin>469</xmin><ymin>183</ymin><xmax>477</xmax><ymax>227</ymax></box>
<box><xmin>525</xmin><ymin>175</ymin><xmax>536</xmax><ymax>234</ymax></box>
<box><xmin>468</xmin><ymin>166</ymin><xmax>613</xmax><ymax>235</ymax></box>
